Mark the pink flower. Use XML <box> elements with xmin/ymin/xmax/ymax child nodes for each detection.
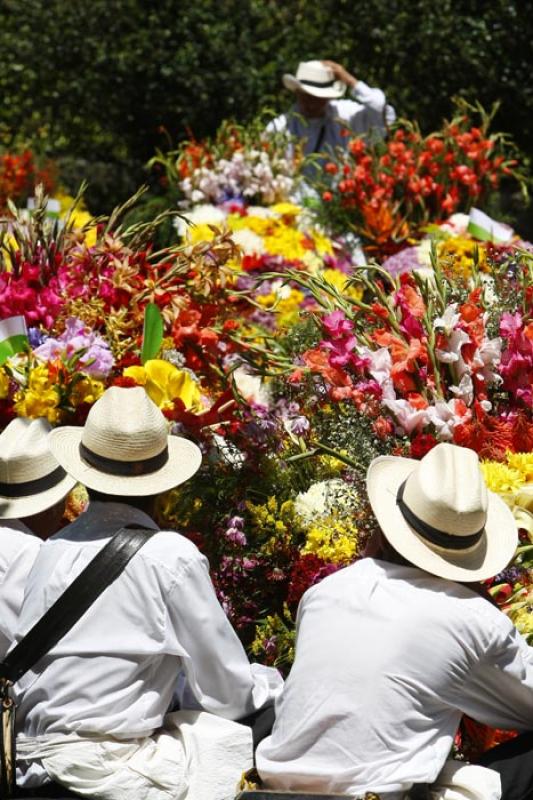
<box><xmin>322</xmin><ymin>310</ymin><xmax>354</xmax><ymax>338</ymax></box>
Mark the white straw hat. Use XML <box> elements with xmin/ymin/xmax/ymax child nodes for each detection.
<box><xmin>283</xmin><ymin>60</ymin><xmax>346</xmax><ymax>99</ymax></box>
<box><xmin>48</xmin><ymin>386</ymin><xmax>202</xmax><ymax>497</ymax></box>
<box><xmin>0</xmin><ymin>418</ymin><xmax>77</xmax><ymax>519</ymax></box>
<box><xmin>366</xmin><ymin>443</ymin><xmax>518</xmax><ymax>582</ymax></box>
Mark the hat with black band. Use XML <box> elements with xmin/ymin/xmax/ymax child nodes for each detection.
<box><xmin>0</xmin><ymin>419</ymin><xmax>77</xmax><ymax>519</ymax></box>
<box><xmin>366</xmin><ymin>442</ymin><xmax>518</xmax><ymax>582</ymax></box>
<box><xmin>283</xmin><ymin>60</ymin><xmax>346</xmax><ymax>99</ymax></box>
<box><xmin>49</xmin><ymin>386</ymin><xmax>202</xmax><ymax>496</ymax></box>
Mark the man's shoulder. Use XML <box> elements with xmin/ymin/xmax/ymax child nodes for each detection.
<box><xmin>329</xmin><ymin>98</ymin><xmax>364</xmax><ymax>119</ymax></box>
<box><xmin>140</xmin><ymin>529</ymin><xmax>204</xmax><ymax>569</ymax></box>
<box><xmin>0</xmin><ymin>523</ymin><xmax>40</xmax><ymax>561</ymax></box>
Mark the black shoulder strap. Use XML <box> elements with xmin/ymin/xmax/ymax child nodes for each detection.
<box><xmin>0</xmin><ymin>525</ymin><xmax>156</xmax><ymax>685</ymax></box>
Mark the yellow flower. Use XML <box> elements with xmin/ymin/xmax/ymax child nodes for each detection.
<box><xmin>70</xmin><ymin>376</ymin><xmax>105</xmax><ymax>407</ymax></box>
<box><xmin>310</xmin><ymin>229</ymin><xmax>334</xmax><ymax>257</ymax></box>
<box><xmin>271</xmin><ymin>202</ymin><xmax>301</xmax><ymax>217</ymax></box>
<box><xmin>186</xmin><ymin>223</ymin><xmax>217</xmax><ymax>245</ymax></box>
<box><xmin>480</xmin><ymin>461</ymin><xmax>525</xmax><ymax>494</ymax></box>
<box><xmin>507</xmin><ymin>452</ymin><xmax>533</xmax><ymax>483</ymax></box>
<box><xmin>124</xmin><ymin>359</ymin><xmax>202</xmax><ymax>411</ymax></box>
<box><xmin>322</xmin><ymin>268</ymin><xmax>363</xmax><ymax>301</ymax></box>
<box><xmin>302</xmin><ymin>516</ymin><xmax>358</xmax><ymax>564</ymax></box>
<box><xmin>438</xmin><ymin>238</ymin><xmax>488</xmax><ymax>278</ymax></box>
<box><xmin>56</xmin><ymin>193</ymin><xmax>97</xmax><ymax>247</ymax></box>
<box><xmin>13</xmin><ymin>364</ymin><xmax>63</xmax><ymax>424</ymax></box>
<box><xmin>0</xmin><ymin>369</ymin><xmax>9</xmax><ymax>399</ymax></box>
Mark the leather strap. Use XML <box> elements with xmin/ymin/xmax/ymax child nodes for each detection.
<box><xmin>0</xmin><ymin>525</ymin><xmax>156</xmax><ymax>685</ymax></box>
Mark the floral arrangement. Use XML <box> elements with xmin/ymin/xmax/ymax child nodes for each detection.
<box><xmin>150</xmin><ymin>118</ymin><xmax>301</xmax><ymax>207</ymax></box>
<box><xmin>314</xmin><ymin>101</ymin><xmax>527</xmax><ymax>260</ymax></box>
<box><xmin>177</xmin><ymin>201</ymin><xmax>362</xmax><ymax>330</ymax></box>
<box><xmin>0</xmin><ymin>150</ymin><xmax>55</xmax><ymax>211</ymax></box>
<box><xmin>381</xmin><ymin>211</ymin><xmax>533</xmax><ymax>281</ymax></box>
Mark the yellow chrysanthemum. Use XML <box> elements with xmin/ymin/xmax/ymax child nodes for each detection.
<box><xmin>322</xmin><ymin>268</ymin><xmax>364</xmax><ymax>301</ymax></box>
<box><xmin>310</xmin><ymin>229</ymin><xmax>335</xmax><ymax>256</ymax></box>
<box><xmin>271</xmin><ymin>202</ymin><xmax>301</xmax><ymax>217</ymax></box>
<box><xmin>437</xmin><ymin>238</ymin><xmax>488</xmax><ymax>278</ymax></box>
<box><xmin>302</xmin><ymin>516</ymin><xmax>358</xmax><ymax>564</ymax></box>
<box><xmin>480</xmin><ymin>461</ymin><xmax>525</xmax><ymax>494</ymax></box>
<box><xmin>185</xmin><ymin>223</ymin><xmax>217</xmax><ymax>245</ymax></box>
<box><xmin>506</xmin><ymin>452</ymin><xmax>533</xmax><ymax>483</ymax></box>
<box><xmin>13</xmin><ymin>364</ymin><xmax>63</xmax><ymax>424</ymax></box>
<box><xmin>124</xmin><ymin>359</ymin><xmax>202</xmax><ymax>411</ymax></box>
<box><xmin>229</xmin><ymin>214</ymin><xmax>272</xmax><ymax>237</ymax></box>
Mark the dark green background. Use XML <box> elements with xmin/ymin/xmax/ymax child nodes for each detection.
<box><xmin>1</xmin><ymin>0</ymin><xmax>532</xmax><ymax>214</ymax></box>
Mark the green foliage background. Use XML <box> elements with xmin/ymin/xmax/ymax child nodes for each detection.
<box><xmin>1</xmin><ymin>0</ymin><xmax>532</xmax><ymax>214</ymax></box>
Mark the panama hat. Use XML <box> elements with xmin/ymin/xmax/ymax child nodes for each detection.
<box><xmin>283</xmin><ymin>61</ymin><xmax>346</xmax><ymax>99</ymax></box>
<box><xmin>48</xmin><ymin>386</ymin><xmax>202</xmax><ymax>497</ymax></box>
<box><xmin>0</xmin><ymin>418</ymin><xmax>77</xmax><ymax>519</ymax></box>
<box><xmin>366</xmin><ymin>443</ymin><xmax>517</xmax><ymax>582</ymax></box>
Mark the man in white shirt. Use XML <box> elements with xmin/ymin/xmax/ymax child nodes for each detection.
<box><xmin>267</xmin><ymin>59</ymin><xmax>396</xmax><ymax>167</ymax></box>
<box><xmin>256</xmin><ymin>443</ymin><xmax>533</xmax><ymax>800</ymax></box>
<box><xmin>13</xmin><ymin>387</ymin><xmax>282</xmax><ymax>800</ymax></box>
<box><xmin>0</xmin><ymin>418</ymin><xmax>76</xmax><ymax>658</ymax></box>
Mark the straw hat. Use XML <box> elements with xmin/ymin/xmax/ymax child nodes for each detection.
<box><xmin>48</xmin><ymin>386</ymin><xmax>202</xmax><ymax>497</ymax></box>
<box><xmin>283</xmin><ymin>60</ymin><xmax>346</xmax><ymax>99</ymax></box>
<box><xmin>0</xmin><ymin>418</ymin><xmax>77</xmax><ymax>519</ymax></box>
<box><xmin>366</xmin><ymin>443</ymin><xmax>517</xmax><ymax>582</ymax></box>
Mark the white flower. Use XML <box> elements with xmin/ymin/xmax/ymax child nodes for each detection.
<box><xmin>295</xmin><ymin>479</ymin><xmax>357</xmax><ymax>522</ymax></box>
<box><xmin>381</xmin><ymin>398</ymin><xmax>429</xmax><ymax>435</ymax></box>
<box><xmin>426</xmin><ymin>399</ymin><xmax>471</xmax><ymax>441</ymax></box>
<box><xmin>449</xmin><ymin>374</ymin><xmax>474</xmax><ymax>406</ymax></box>
<box><xmin>231</xmin><ymin>228</ymin><xmax>264</xmax><ymax>255</ymax></box>
<box><xmin>233</xmin><ymin>366</ymin><xmax>272</xmax><ymax>407</ymax></box>
<box><xmin>434</xmin><ymin>303</ymin><xmax>460</xmax><ymax>335</ymax></box>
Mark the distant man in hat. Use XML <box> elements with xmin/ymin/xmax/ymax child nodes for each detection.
<box><xmin>13</xmin><ymin>386</ymin><xmax>282</xmax><ymax>800</ymax></box>
<box><xmin>267</xmin><ymin>59</ymin><xmax>396</xmax><ymax>162</ymax></box>
<box><xmin>0</xmin><ymin>417</ymin><xmax>76</xmax><ymax>658</ymax></box>
<box><xmin>257</xmin><ymin>443</ymin><xmax>533</xmax><ymax>800</ymax></box>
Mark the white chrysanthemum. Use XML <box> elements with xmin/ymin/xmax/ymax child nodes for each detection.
<box><xmin>174</xmin><ymin>204</ymin><xmax>226</xmax><ymax>235</ymax></box>
<box><xmin>295</xmin><ymin>479</ymin><xmax>357</xmax><ymax>522</ymax></box>
<box><xmin>231</xmin><ymin>228</ymin><xmax>265</xmax><ymax>255</ymax></box>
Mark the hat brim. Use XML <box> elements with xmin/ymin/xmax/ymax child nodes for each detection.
<box><xmin>366</xmin><ymin>455</ymin><xmax>518</xmax><ymax>582</ymax></box>
<box><xmin>283</xmin><ymin>74</ymin><xmax>346</xmax><ymax>99</ymax></box>
<box><xmin>49</xmin><ymin>427</ymin><xmax>202</xmax><ymax>497</ymax></box>
<box><xmin>0</xmin><ymin>472</ymin><xmax>77</xmax><ymax>520</ymax></box>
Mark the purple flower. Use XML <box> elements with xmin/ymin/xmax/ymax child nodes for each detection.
<box><xmin>34</xmin><ymin>317</ymin><xmax>114</xmax><ymax>377</ymax></box>
<box><xmin>382</xmin><ymin>246</ymin><xmax>421</xmax><ymax>277</ymax></box>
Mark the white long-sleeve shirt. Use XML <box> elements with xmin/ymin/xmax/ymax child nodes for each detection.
<box><xmin>13</xmin><ymin>501</ymin><xmax>282</xmax><ymax>785</ymax></box>
<box><xmin>267</xmin><ymin>80</ymin><xmax>396</xmax><ymax>158</ymax></box>
<box><xmin>0</xmin><ymin>521</ymin><xmax>40</xmax><ymax>658</ymax></box>
<box><xmin>256</xmin><ymin>558</ymin><xmax>533</xmax><ymax>798</ymax></box>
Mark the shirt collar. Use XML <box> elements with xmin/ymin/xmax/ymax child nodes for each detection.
<box><xmin>53</xmin><ymin>501</ymin><xmax>159</xmax><ymax>543</ymax></box>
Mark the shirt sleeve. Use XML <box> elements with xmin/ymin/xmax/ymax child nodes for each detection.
<box><xmin>458</xmin><ymin>613</ymin><xmax>533</xmax><ymax>731</ymax></box>
<box><xmin>348</xmin><ymin>80</ymin><xmax>395</xmax><ymax>136</ymax></box>
<box><xmin>166</xmin><ymin>549</ymin><xmax>283</xmax><ymax>720</ymax></box>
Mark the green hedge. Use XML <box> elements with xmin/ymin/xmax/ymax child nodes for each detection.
<box><xmin>0</xmin><ymin>0</ymin><xmax>531</xmax><ymax>213</ymax></box>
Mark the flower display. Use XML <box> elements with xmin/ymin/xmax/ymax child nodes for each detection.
<box><xmin>314</xmin><ymin>101</ymin><xmax>527</xmax><ymax>260</ymax></box>
<box><xmin>151</xmin><ymin>118</ymin><xmax>301</xmax><ymax>207</ymax></box>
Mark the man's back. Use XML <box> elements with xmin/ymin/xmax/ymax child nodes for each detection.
<box><xmin>15</xmin><ymin>501</ymin><xmax>275</xmax><ymax>744</ymax></box>
<box><xmin>0</xmin><ymin>521</ymin><xmax>40</xmax><ymax>658</ymax></box>
<box><xmin>256</xmin><ymin>558</ymin><xmax>533</xmax><ymax>797</ymax></box>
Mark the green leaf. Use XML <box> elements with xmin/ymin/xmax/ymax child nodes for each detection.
<box><xmin>141</xmin><ymin>303</ymin><xmax>164</xmax><ymax>364</ymax></box>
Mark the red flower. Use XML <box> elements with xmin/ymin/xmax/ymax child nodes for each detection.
<box><xmin>410</xmin><ymin>433</ymin><xmax>438</xmax><ymax>459</ymax></box>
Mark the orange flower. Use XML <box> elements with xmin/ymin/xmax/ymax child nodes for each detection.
<box><xmin>302</xmin><ymin>348</ymin><xmax>351</xmax><ymax>387</ymax></box>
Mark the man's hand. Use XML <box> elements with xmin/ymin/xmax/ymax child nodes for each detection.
<box><xmin>322</xmin><ymin>60</ymin><xmax>357</xmax><ymax>89</ymax></box>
